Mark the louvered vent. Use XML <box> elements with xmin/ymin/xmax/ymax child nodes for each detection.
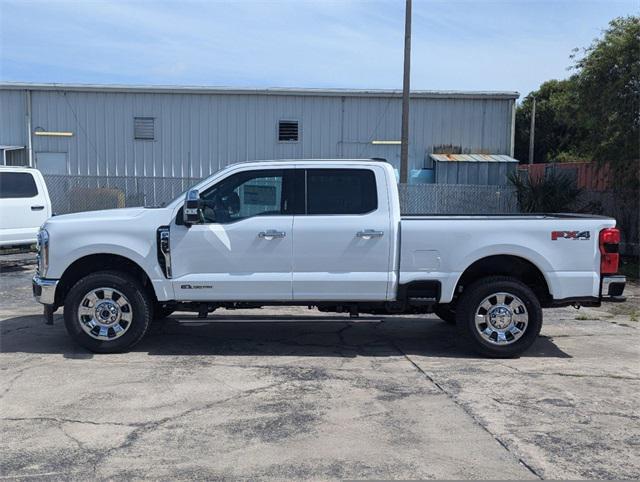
<box><xmin>278</xmin><ymin>120</ymin><xmax>299</xmax><ymax>142</ymax></box>
<box><xmin>134</xmin><ymin>117</ymin><xmax>155</xmax><ymax>140</ymax></box>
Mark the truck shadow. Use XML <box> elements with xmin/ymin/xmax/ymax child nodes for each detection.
<box><xmin>0</xmin><ymin>313</ymin><xmax>571</xmax><ymax>359</ymax></box>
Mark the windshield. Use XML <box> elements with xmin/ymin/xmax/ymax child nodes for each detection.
<box><xmin>167</xmin><ymin>167</ymin><xmax>232</xmax><ymax>207</ymax></box>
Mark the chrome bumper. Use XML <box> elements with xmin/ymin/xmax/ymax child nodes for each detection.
<box><xmin>32</xmin><ymin>276</ymin><xmax>59</xmax><ymax>305</ymax></box>
<box><xmin>601</xmin><ymin>275</ymin><xmax>626</xmax><ymax>301</ymax></box>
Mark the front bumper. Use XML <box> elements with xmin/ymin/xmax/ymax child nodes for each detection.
<box><xmin>601</xmin><ymin>275</ymin><xmax>626</xmax><ymax>301</ymax></box>
<box><xmin>32</xmin><ymin>276</ymin><xmax>59</xmax><ymax>305</ymax></box>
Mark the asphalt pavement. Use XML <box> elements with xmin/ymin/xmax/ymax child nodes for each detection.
<box><xmin>1</xmin><ymin>262</ymin><xmax>638</xmax><ymax>480</ymax></box>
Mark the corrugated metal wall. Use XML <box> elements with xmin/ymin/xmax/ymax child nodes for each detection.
<box><xmin>0</xmin><ymin>89</ymin><xmax>26</xmax><ymax>146</ymax></box>
<box><xmin>435</xmin><ymin>161</ymin><xmax>517</xmax><ymax>185</ymax></box>
<box><xmin>0</xmin><ymin>87</ymin><xmax>516</xmax><ymax>177</ymax></box>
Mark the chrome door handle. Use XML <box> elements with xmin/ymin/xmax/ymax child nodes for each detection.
<box><xmin>258</xmin><ymin>230</ymin><xmax>286</xmax><ymax>239</ymax></box>
<box><xmin>356</xmin><ymin>229</ymin><xmax>384</xmax><ymax>239</ymax></box>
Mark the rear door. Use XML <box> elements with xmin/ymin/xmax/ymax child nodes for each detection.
<box><xmin>292</xmin><ymin>166</ymin><xmax>392</xmax><ymax>301</ymax></box>
<box><xmin>0</xmin><ymin>170</ymin><xmax>49</xmax><ymax>242</ymax></box>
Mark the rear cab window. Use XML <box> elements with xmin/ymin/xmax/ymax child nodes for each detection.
<box><xmin>305</xmin><ymin>168</ymin><xmax>377</xmax><ymax>215</ymax></box>
<box><xmin>0</xmin><ymin>172</ymin><xmax>39</xmax><ymax>199</ymax></box>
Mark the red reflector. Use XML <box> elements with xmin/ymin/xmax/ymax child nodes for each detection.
<box><xmin>599</xmin><ymin>228</ymin><xmax>620</xmax><ymax>274</ymax></box>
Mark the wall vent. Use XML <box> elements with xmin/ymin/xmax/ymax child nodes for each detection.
<box><xmin>134</xmin><ymin>117</ymin><xmax>155</xmax><ymax>140</ymax></box>
<box><xmin>278</xmin><ymin>120</ymin><xmax>299</xmax><ymax>142</ymax></box>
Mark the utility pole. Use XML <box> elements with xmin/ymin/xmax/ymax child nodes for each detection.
<box><xmin>528</xmin><ymin>96</ymin><xmax>536</xmax><ymax>164</ymax></box>
<box><xmin>400</xmin><ymin>0</ymin><xmax>412</xmax><ymax>183</ymax></box>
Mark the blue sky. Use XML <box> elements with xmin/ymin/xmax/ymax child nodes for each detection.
<box><xmin>0</xmin><ymin>0</ymin><xmax>636</xmax><ymax>98</ymax></box>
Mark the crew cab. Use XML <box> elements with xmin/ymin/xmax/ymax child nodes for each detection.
<box><xmin>32</xmin><ymin>160</ymin><xmax>626</xmax><ymax>357</ymax></box>
<box><xmin>1</xmin><ymin>167</ymin><xmax>52</xmax><ymax>248</ymax></box>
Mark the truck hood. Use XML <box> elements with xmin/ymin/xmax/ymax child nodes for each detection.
<box><xmin>47</xmin><ymin>207</ymin><xmax>149</xmax><ymax>223</ymax></box>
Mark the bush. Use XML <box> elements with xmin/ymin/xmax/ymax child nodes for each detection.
<box><xmin>509</xmin><ymin>169</ymin><xmax>582</xmax><ymax>213</ymax></box>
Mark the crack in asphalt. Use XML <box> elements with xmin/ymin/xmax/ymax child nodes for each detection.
<box><xmin>1</xmin><ymin>379</ymin><xmax>292</xmax><ymax>478</ymax></box>
<box><xmin>0</xmin><ymin>363</ymin><xmax>49</xmax><ymax>400</ymax></box>
<box><xmin>88</xmin><ymin>379</ymin><xmax>292</xmax><ymax>476</ymax></box>
<box><xmin>1</xmin><ymin>416</ymin><xmax>144</xmax><ymax>428</ymax></box>
<box><xmin>390</xmin><ymin>341</ymin><xmax>543</xmax><ymax>480</ymax></box>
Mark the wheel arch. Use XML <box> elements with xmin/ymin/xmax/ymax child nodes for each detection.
<box><xmin>453</xmin><ymin>254</ymin><xmax>552</xmax><ymax>306</ymax></box>
<box><xmin>55</xmin><ymin>253</ymin><xmax>157</xmax><ymax>307</ymax></box>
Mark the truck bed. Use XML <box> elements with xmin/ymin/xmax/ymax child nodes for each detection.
<box><xmin>398</xmin><ymin>214</ymin><xmax>616</xmax><ymax>303</ymax></box>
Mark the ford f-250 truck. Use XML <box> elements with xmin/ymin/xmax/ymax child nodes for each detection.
<box><xmin>33</xmin><ymin>160</ymin><xmax>626</xmax><ymax>357</ymax></box>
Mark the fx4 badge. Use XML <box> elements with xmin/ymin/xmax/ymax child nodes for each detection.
<box><xmin>551</xmin><ymin>230</ymin><xmax>590</xmax><ymax>241</ymax></box>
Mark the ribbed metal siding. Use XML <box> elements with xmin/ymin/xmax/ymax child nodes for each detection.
<box><xmin>0</xmin><ymin>90</ymin><xmax>27</xmax><ymax>146</ymax></box>
<box><xmin>1</xmin><ymin>88</ymin><xmax>515</xmax><ymax>178</ymax></box>
<box><xmin>434</xmin><ymin>160</ymin><xmax>517</xmax><ymax>186</ymax></box>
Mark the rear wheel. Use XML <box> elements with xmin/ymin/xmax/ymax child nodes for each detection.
<box><xmin>63</xmin><ymin>271</ymin><xmax>152</xmax><ymax>353</ymax></box>
<box><xmin>434</xmin><ymin>304</ymin><xmax>456</xmax><ymax>324</ymax></box>
<box><xmin>456</xmin><ymin>276</ymin><xmax>542</xmax><ymax>358</ymax></box>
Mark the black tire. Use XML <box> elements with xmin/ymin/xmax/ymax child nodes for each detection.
<box><xmin>455</xmin><ymin>276</ymin><xmax>542</xmax><ymax>358</ymax></box>
<box><xmin>154</xmin><ymin>303</ymin><xmax>175</xmax><ymax>320</ymax></box>
<box><xmin>63</xmin><ymin>271</ymin><xmax>152</xmax><ymax>353</ymax></box>
<box><xmin>434</xmin><ymin>304</ymin><xmax>457</xmax><ymax>324</ymax></box>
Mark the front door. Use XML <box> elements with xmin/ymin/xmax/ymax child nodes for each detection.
<box><xmin>170</xmin><ymin>168</ymin><xmax>297</xmax><ymax>301</ymax></box>
<box><xmin>292</xmin><ymin>167</ymin><xmax>393</xmax><ymax>301</ymax></box>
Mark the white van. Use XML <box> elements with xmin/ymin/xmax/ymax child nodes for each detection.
<box><xmin>0</xmin><ymin>167</ymin><xmax>52</xmax><ymax>248</ymax></box>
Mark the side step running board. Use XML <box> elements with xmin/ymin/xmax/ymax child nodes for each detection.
<box><xmin>168</xmin><ymin>314</ymin><xmax>384</xmax><ymax>323</ymax></box>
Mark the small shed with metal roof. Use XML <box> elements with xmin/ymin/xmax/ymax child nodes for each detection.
<box><xmin>429</xmin><ymin>153</ymin><xmax>519</xmax><ymax>186</ymax></box>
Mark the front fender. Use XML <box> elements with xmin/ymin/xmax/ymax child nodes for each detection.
<box><xmin>47</xmin><ymin>232</ymin><xmax>162</xmax><ymax>283</ymax></box>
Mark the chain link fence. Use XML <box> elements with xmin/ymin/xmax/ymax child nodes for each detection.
<box><xmin>39</xmin><ymin>174</ymin><xmax>636</xmax><ymax>255</ymax></box>
<box><xmin>43</xmin><ymin>174</ymin><xmax>521</xmax><ymax>216</ymax></box>
<box><xmin>43</xmin><ymin>174</ymin><xmax>201</xmax><ymax>215</ymax></box>
<box><xmin>399</xmin><ymin>183</ymin><xmax>519</xmax><ymax>214</ymax></box>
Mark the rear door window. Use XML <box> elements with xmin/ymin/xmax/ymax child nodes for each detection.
<box><xmin>0</xmin><ymin>172</ymin><xmax>39</xmax><ymax>199</ymax></box>
<box><xmin>305</xmin><ymin>169</ymin><xmax>377</xmax><ymax>215</ymax></box>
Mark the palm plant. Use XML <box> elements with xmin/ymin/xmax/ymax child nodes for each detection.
<box><xmin>509</xmin><ymin>169</ymin><xmax>582</xmax><ymax>213</ymax></box>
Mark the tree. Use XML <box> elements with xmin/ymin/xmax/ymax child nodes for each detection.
<box><xmin>514</xmin><ymin>16</ymin><xmax>639</xmax><ymax>191</ymax></box>
<box><xmin>572</xmin><ymin>16</ymin><xmax>640</xmax><ymax>187</ymax></box>
<box><xmin>514</xmin><ymin>79</ymin><xmax>583</xmax><ymax>164</ymax></box>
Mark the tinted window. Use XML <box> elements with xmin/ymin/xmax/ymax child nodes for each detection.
<box><xmin>306</xmin><ymin>169</ymin><xmax>377</xmax><ymax>215</ymax></box>
<box><xmin>200</xmin><ymin>169</ymin><xmax>297</xmax><ymax>223</ymax></box>
<box><xmin>0</xmin><ymin>172</ymin><xmax>38</xmax><ymax>199</ymax></box>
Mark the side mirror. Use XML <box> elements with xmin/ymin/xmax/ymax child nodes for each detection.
<box><xmin>183</xmin><ymin>189</ymin><xmax>201</xmax><ymax>226</ymax></box>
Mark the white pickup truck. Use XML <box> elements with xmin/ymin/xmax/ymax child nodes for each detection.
<box><xmin>0</xmin><ymin>167</ymin><xmax>52</xmax><ymax>248</ymax></box>
<box><xmin>33</xmin><ymin>160</ymin><xmax>626</xmax><ymax>357</ymax></box>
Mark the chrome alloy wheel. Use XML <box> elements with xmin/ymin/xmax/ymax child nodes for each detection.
<box><xmin>474</xmin><ymin>292</ymin><xmax>528</xmax><ymax>345</ymax></box>
<box><xmin>77</xmin><ymin>287</ymin><xmax>133</xmax><ymax>341</ymax></box>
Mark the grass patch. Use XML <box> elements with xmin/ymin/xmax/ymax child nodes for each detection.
<box><xmin>575</xmin><ymin>314</ymin><xmax>600</xmax><ymax>321</ymax></box>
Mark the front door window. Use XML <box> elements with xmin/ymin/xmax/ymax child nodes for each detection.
<box><xmin>199</xmin><ymin>169</ymin><xmax>294</xmax><ymax>223</ymax></box>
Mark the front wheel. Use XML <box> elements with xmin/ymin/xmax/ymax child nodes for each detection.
<box><xmin>63</xmin><ymin>271</ymin><xmax>152</xmax><ymax>353</ymax></box>
<box><xmin>455</xmin><ymin>276</ymin><xmax>542</xmax><ymax>358</ymax></box>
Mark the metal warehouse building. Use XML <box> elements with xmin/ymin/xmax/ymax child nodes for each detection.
<box><xmin>0</xmin><ymin>83</ymin><xmax>518</xmax><ymax>183</ymax></box>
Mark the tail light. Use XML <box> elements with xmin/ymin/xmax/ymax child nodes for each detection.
<box><xmin>599</xmin><ymin>228</ymin><xmax>620</xmax><ymax>274</ymax></box>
